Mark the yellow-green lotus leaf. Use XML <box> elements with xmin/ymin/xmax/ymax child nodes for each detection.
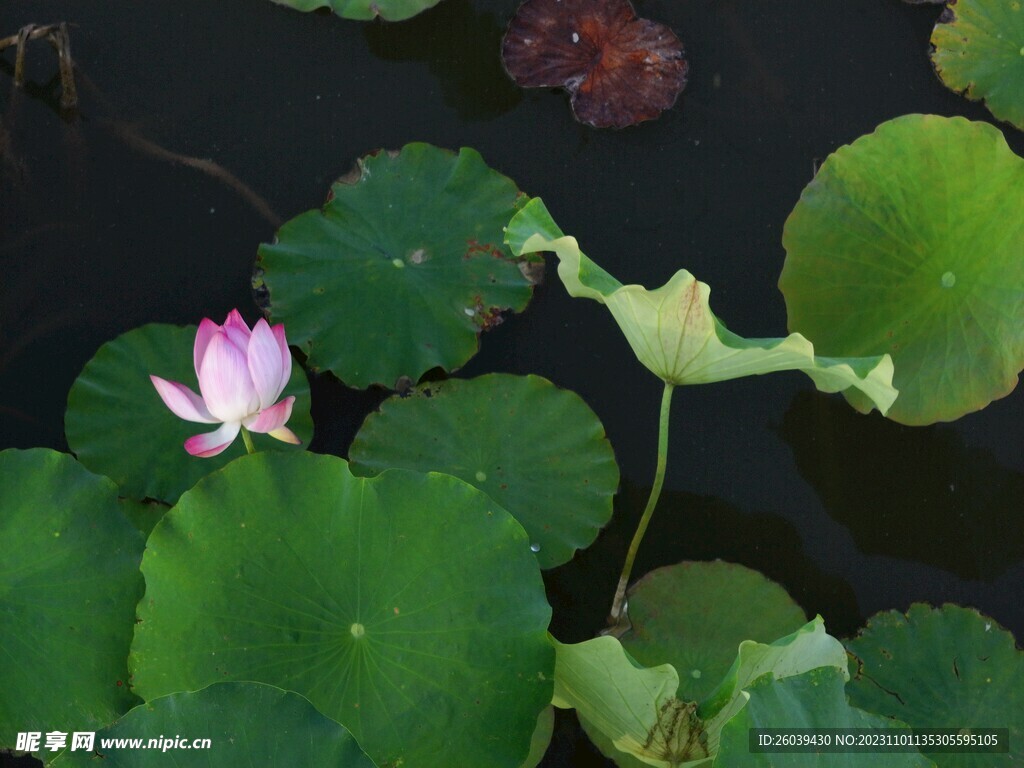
<box><xmin>506</xmin><ymin>199</ymin><xmax>897</xmax><ymax>415</ymax></box>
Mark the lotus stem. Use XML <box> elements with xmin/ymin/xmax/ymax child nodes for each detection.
<box><xmin>607</xmin><ymin>381</ymin><xmax>674</xmax><ymax>632</ymax></box>
<box><xmin>240</xmin><ymin>426</ymin><xmax>256</xmax><ymax>455</ymax></box>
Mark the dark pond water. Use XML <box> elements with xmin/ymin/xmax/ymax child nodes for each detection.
<box><xmin>2</xmin><ymin>0</ymin><xmax>1022</xmax><ymax>765</ymax></box>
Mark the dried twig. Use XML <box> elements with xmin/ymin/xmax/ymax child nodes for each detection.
<box><xmin>1</xmin><ymin>22</ymin><xmax>77</xmax><ymax>110</ymax></box>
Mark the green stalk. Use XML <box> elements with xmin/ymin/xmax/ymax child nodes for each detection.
<box><xmin>240</xmin><ymin>426</ymin><xmax>256</xmax><ymax>455</ymax></box>
<box><xmin>607</xmin><ymin>382</ymin><xmax>675</xmax><ymax>632</ymax></box>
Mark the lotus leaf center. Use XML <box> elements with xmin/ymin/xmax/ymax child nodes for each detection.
<box><xmin>350</xmin><ymin>622</ymin><xmax>366</xmax><ymax>638</ymax></box>
<box><xmin>941</xmin><ymin>271</ymin><xmax>956</xmax><ymax>288</ymax></box>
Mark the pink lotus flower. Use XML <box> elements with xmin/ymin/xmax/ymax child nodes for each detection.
<box><xmin>150</xmin><ymin>309</ymin><xmax>301</xmax><ymax>457</ymax></box>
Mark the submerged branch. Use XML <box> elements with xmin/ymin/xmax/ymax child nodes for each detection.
<box><xmin>104</xmin><ymin>119</ymin><xmax>282</xmax><ymax>229</ymax></box>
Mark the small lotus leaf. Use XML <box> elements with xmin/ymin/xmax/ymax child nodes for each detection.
<box><xmin>507</xmin><ymin>198</ymin><xmax>897</xmax><ymax>412</ymax></box>
<box><xmin>51</xmin><ymin>682</ymin><xmax>374</xmax><ymax>767</ymax></box>
<box><xmin>255</xmin><ymin>143</ymin><xmax>539</xmax><ymax>389</ymax></box>
<box><xmin>349</xmin><ymin>374</ymin><xmax>618</xmax><ymax>568</ymax></box>
<box><xmin>621</xmin><ymin>561</ymin><xmax>807</xmax><ymax>703</ymax></box>
<box><xmin>780</xmin><ymin>115</ymin><xmax>1024</xmax><ymax>425</ymax></box>
<box><xmin>846</xmin><ymin>604</ymin><xmax>1024</xmax><ymax>767</ymax></box>
<box><xmin>501</xmin><ymin>0</ymin><xmax>687</xmax><ymax>128</ymax></box>
<box><xmin>130</xmin><ymin>452</ymin><xmax>554</xmax><ymax>768</ymax></box>
<box><xmin>716</xmin><ymin>667</ymin><xmax>935</xmax><ymax>768</ymax></box>
<box><xmin>270</xmin><ymin>0</ymin><xmax>442</xmax><ymax>23</ymax></box>
<box><xmin>931</xmin><ymin>0</ymin><xmax>1024</xmax><ymax>130</ymax></box>
<box><xmin>65</xmin><ymin>323</ymin><xmax>312</xmax><ymax>505</ymax></box>
<box><xmin>0</xmin><ymin>449</ymin><xmax>143</xmax><ymax>757</ymax></box>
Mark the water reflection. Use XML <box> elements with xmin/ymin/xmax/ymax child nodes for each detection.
<box><xmin>544</xmin><ymin>478</ymin><xmax>862</xmax><ymax>641</ymax></box>
<box><xmin>363</xmin><ymin>0</ymin><xmax>522</xmax><ymax>122</ymax></box>
<box><xmin>779</xmin><ymin>392</ymin><xmax>1024</xmax><ymax>582</ymax></box>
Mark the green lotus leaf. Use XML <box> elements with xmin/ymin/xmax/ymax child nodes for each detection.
<box><xmin>846</xmin><ymin>604</ymin><xmax>1024</xmax><ymax>767</ymax></box>
<box><xmin>715</xmin><ymin>667</ymin><xmax>935</xmax><ymax>768</ymax></box>
<box><xmin>621</xmin><ymin>561</ymin><xmax>807</xmax><ymax>704</ymax></box>
<box><xmin>117</xmin><ymin>498</ymin><xmax>168</xmax><ymax>539</ymax></box>
<box><xmin>506</xmin><ymin>199</ymin><xmax>896</xmax><ymax>413</ymax></box>
<box><xmin>65</xmin><ymin>323</ymin><xmax>312</xmax><ymax>505</ymax></box>
<box><xmin>0</xmin><ymin>449</ymin><xmax>143</xmax><ymax>757</ymax></box>
<box><xmin>578</xmin><ymin>559</ymin><xmax>809</xmax><ymax>768</ymax></box>
<box><xmin>556</xmin><ymin>619</ymin><xmax>845</xmax><ymax>768</ymax></box>
<box><xmin>349</xmin><ymin>374</ymin><xmax>618</xmax><ymax>568</ymax></box>
<box><xmin>51</xmin><ymin>682</ymin><xmax>374</xmax><ymax>767</ymax></box>
<box><xmin>551</xmin><ymin>635</ymin><xmax>709</xmax><ymax>768</ymax></box>
<box><xmin>130</xmin><ymin>452</ymin><xmax>553</xmax><ymax>768</ymax></box>
<box><xmin>697</xmin><ymin>617</ymin><xmax>849</xmax><ymax>757</ymax></box>
<box><xmin>931</xmin><ymin>0</ymin><xmax>1024</xmax><ymax>130</ymax></box>
<box><xmin>270</xmin><ymin>0</ymin><xmax>442</xmax><ymax>22</ymax></box>
<box><xmin>256</xmin><ymin>143</ymin><xmax>539</xmax><ymax>389</ymax></box>
<box><xmin>522</xmin><ymin>706</ymin><xmax>555</xmax><ymax>768</ymax></box>
<box><xmin>780</xmin><ymin>114</ymin><xmax>1024</xmax><ymax>425</ymax></box>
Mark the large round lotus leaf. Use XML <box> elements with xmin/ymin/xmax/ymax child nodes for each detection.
<box><xmin>270</xmin><ymin>0</ymin><xmax>442</xmax><ymax>22</ymax></box>
<box><xmin>349</xmin><ymin>374</ymin><xmax>618</xmax><ymax>569</ymax></box>
<box><xmin>130</xmin><ymin>452</ymin><xmax>554</xmax><ymax>768</ymax></box>
<box><xmin>254</xmin><ymin>143</ymin><xmax>539</xmax><ymax>389</ymax></box>
<box><xmin>931</xmin><ymin>0</ymin><xmax>1024</xmax><ymax>130</ymax></box>
<box><xmin>716</xmin><ymin>667</ymin><xmax>934</xmax><ymax>768</ymax></box>
<box><xmin>65</xmin><ymin>323</ymin><xmax>312</xmax><ymax>505</ymax></box>
<box><xmin>0</xmin><ymin>449</ymin><xmax>143</xmax><ymax>755</ymax></box>
<box><xmin>621</xmin><ymin>561</ymin><xmax>806</xmax><ymax>703</ymax></box>
<box><xmin>780</xmin><ymin>115</ymin><xmax>1024</xmax><ymax>425</ymax></box>
<box><xmin>51</xmin><ymin>682</ymin><xmax>374</xmax><ymax>767</ymax></box>
<box><xmin>846</xmin><ymin>604</ymin><xmax>1024</xmax><ymax>767</ymax></box>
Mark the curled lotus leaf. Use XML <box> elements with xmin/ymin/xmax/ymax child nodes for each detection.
<box><xmin>506</xmin><ymin>198</ymin><xmax>897</xmax><ymax>414</ymax></box>
<box><xmin>558</xmin><ymin>618</ymin><xmax>848</xmax><ymax>768</ymax></box>
<box><xmin>931</xmin><ymin>0</ymin><xmax>1024</xmax><ymax>130</ymax></box>
<box><xmin>501</xmin><ymin>0</ymin><xmax>687</xmax><ymax>128</ymax></box>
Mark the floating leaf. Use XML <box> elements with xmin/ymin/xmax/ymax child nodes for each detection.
<box><xmin>931</xmin><ymin>0</ymin><xmax>1024</xmax><ymax>130</ymax></box>
<box><xmin>51</xmin><ymin>682</ymin><xmax>374</xmax><ymax>767</ymax></box>
<box><xmin>501</xmin><ymin>0</ymin><xmax>687</xmax><ymax>128</ymax></box>
<box><xmin>130</xmin><ymin>452</ymin><xmax>553</xmax><ymax>768</ymax></box>
<box><xmin>847</xmin><ymin>604</ymin><xmax>1024</xmax><ymax>767</ymax></box>
<box><xmin>507</xmin><ymin>198</ymin><xmax>897</xmax><ymax>412</ymax></box>
<box><xmin>780</xmin><ymin>114</ymin><xmax>1024</xmax><ymax>425</ymax></box>
<box><xmin>270</xmin><ymin>0</ymin><xmax>442</xmax><ymax>22</ymax></box>
<box><xmin>65</xmin><ymin>323</ymin><xmax>312</xmax><ymax>505</ymax></box>
<box><xmin>255</xmin><ymin>143</ymin><xmax>539</xmax><ymax>389</ymax></box>
<box><xmin>716</xmin><ymin>667</ymin><xmax>935</xmax><ymax>768</ymax></box>
<box><xmin>349</xmin><ymin>374</ymin><xmax>618</xmax><ymax>568</ymax></box>
<box><xmin>0</xmin><ymin>449</ymin><xmax>143</xmax><ymax>756</ymax></box>
<box><xmin>621</xmin><ymin>561</ymin><xmax>806</xmax><ymax>703</ymax></box>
